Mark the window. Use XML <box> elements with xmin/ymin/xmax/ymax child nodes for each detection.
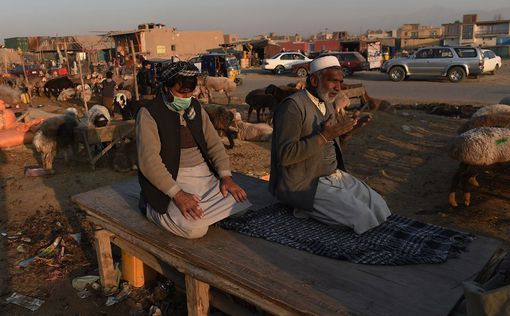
<box><xmin>430</xmin><ymin>31</ymin><xmax>437</xmax><ymax>37</ymax></box>
<box><xmin>433</xmin><ymin>48</ymin><xmax>453</xmax><ymax>58</ymax></box>
<box><xmin>293</xmin><ymin>54</ymin><xmax>305</xmax><ymax>60</ymax></box>
<box><xmin>280</xmin><ymin>54</ymin><xmax>292</xmax><ymax>60</ymax></box>
<box><xmin>342</xmin><ymin>53</ymin><xmax>358</xmax><ymax>61</ymax></box>
<box><xmin>454</xmin><ymin>48</ymin><xmax>477</xmax><ymax>58</ymax></box>
<box><xmin>483</xmin><ymin>51</ymin><xmax>496</xmax><ymax>59</ymax></box>
<box><xmin>411</xmin><ymin>32</ymin><xmax>419</xmax><ymax>38</ymax></box>
<box><xmin>171</xmin><ymin>44</ymin><xmax>176</xmax><ymax>51</ymax></box>
<box><xmin>416</xmin><ymin>49</ymin><xmax>433</xmax><ymax>59</ymax></box>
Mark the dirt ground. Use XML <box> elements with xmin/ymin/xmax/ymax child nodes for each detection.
<box><xmin>1</xmin><ymin>88</ymin><xmax>510</xmax><ymax>314</ymax></box>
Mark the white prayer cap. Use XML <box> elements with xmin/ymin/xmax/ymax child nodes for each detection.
<box><xmin>310</xmin><ymin>56</ymin><xmax>341</xmax><ymax>74</ymax></box>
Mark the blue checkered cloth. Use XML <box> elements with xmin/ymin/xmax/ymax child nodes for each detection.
<box><xmin>219</xmin><ymin>204</ymin><xmax>474</xmax><ymax>265</ymax></box>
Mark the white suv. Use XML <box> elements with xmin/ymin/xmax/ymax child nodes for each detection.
<box><xmin>261</xmin><ymin>52</ymin><xmax>311</xmax><ymax>75</ymax></box>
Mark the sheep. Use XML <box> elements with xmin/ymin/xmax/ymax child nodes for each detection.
<box><xmin>265</xmin><ymin>84</ymin><xmax>298</xmax><ymax>103</ymax></box>
<box><xmin>57</xmin><ymin>88</ymin><xmax>76</xmax><ymax>102</ymax></box>
<box><xmin>233</xmin><ymin>112</ymin><xmax>273</xmax><ymax>142</ymax></box>
<box><xmin>76</xmin><ymin>84</ymin><xmax>92</xmax><ymax>103</ymax></box>
<box><xmin>472</xmin><ymin>104</ymin><xmax>510</xmax><ymax>118</ymax></box>
<box><xmin>87</xmin><ymin>105</ymin><xmax>111</xmax><ymax>127</ymax></box>
<box><xmin>33</xmin><ymin>108</ymin><xmax>79</xmax><ymax>172</ymax></box>
<box><xmin>457</xmin><ymin>113</ymin><xmax>510</xmax><ymax>134</ymax></box>
<box><xmin>448</xmin><ymin>127</ymin><xmax>510</xmax><ymax>207</ymax></box>
<box><xmin>245</xmin><ymin>88</ymin><xmax>278</xmax><ymax>123</ymax></box>
<box><xmin>0</xmin><ymin>84</ymin><xmax>21</xmax><ymax>105</ymax></box>
<box><xmin>203</xmin><ymin>104</ymin><xmax>237</xmax><ymax>149</ymax></box>
<box><xmin>204</xmin><ymin>77</ymin><xmax>237</xmax><ymax>105</ymax></box>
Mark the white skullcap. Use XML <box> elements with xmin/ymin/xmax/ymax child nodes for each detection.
<box><xmin>310</xmin><ymin>56</ymin><xmax>341</xmax><ymax>74</ymax></box>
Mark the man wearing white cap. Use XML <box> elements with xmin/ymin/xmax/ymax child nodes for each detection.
<box><xmin>269</xmin><ymin>56</ymin><xmax>391</xmax><ymax>234</ymax></box>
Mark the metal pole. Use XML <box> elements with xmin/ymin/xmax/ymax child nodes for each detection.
<box><xmin>130</xmin><ymin>40</ymin><xmax>140</xmax><ymax>101</ymax></box>
<box><xmin>76</xmin><ymin>54</ymin><xmax>89</xmax><ymax>114</ymax></box>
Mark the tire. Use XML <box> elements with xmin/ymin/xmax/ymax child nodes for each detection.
<box><xmin>491</xmin><ymin>64</ymin><xmax>500</xmax><ymax>75</ymax></box>
<box><xmin>388</xmin><ymin>66</ymin><xmax>406</xmax><ymax>82</ymax></box>
<box><xmin>273</xmin><ymin>65</ymin><xmax>285</xmax><ymax>75</ymax></box>
<box><xmin>447</xmin><ymin>67</ymin><xmax>466</xmax><ymax>83</ymax></box>
<box><xmin>296</xmin><ymin>67</ymin><xmax>308</xmax><ymax>77</ymax></box>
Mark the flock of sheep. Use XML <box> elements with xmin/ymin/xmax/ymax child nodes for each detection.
<box><xmin>2</xmin><ymin>70</ymin><xmax>510</xmax><ymax>209</ymax></box>
<box><xmin>448</xmin><ymin>96</ymin><xmax>510</xmax><ymax>207</ymax></box>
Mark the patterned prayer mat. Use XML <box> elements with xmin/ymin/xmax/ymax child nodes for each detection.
<box><xmin>219</xmin><ymin>204</ymin><xmax>474</xmax><ymax>265</ymax></box>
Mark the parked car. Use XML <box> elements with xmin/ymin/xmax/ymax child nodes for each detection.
<box><xmin>261</xmin><ymin>52</ymin><xmax>311</xmax><ymax>75</ymax></box>
<box><xmin>8</xmin><ymin>64</ymin><xmax>41</xmax><ymax>77</ymax></box>
<box><xmin>291</xmin><ymin>51</ymin><xmax>369</xmax><ymax>77</ymax></box>
<box><xmin>380</xmin><ymin>46</ymin><xmax>485</xmax><ymax>83</ymax></box>
<box><xmin>481</xmin><ymin>49</ymin><xmax>502</xmax><ymax>75</ymax></box>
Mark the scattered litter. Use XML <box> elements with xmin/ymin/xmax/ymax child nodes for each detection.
<box><xmin>70</xmin><ymin>232</ymin><xmax>82</xmax><ymax>244</ymax></box>
<box><xmin>5</xmin><ymin>292</ymin><xmax>45</xmax><ymax>311</ymax></box>
<box><xmin>37</xmin><ymin>236</ymin><xmax>62</xmax><ymax>257</ymax></box>
<box><xmin>16</xmin><ymin>244</ymin><xmax>29</xmax><ymax>254</ymax></box>
<box><xmin>401</xmin><ymin>125</ymin><xmax>412</xmax><ymax>132</ymax></box>
<box><xmin>72</xmin><ymin>275</ymin><xmax>100</xmax><ymax>291</ymax></box>
<box><xmin>401</xmin><ymin>112</ymin><xmax>410</xmax><ymax>117</ymax></box>
<box><xmin>21</xmin><ymin>237</ymin><xmax>32</xmax><ymax>243</ymax></box>
<box><xmin>381</xmin><ymin>170</ymin><xmax>390</xmax><ymax>178</ymax></box>
<box><xmin>105</xmin><ymin>283</ymin><xmax>132</xmax><ymax>306</ymax></box>
<box><xmin>17</xmin><ymin>256</ymin><xmax>36</xmax><ymax>268</ymax></box>
<box><xmin>1</xmin><ymin>232</ymin><xmax>7</xmax><ymax>237</ymax></box>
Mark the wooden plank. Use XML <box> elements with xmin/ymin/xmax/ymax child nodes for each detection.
<box><xmin>111</xmin><ymin>235</ymin><xmax>260</xmax><ymax>316</ymax></box>
<box><xmin>88</xmin><ymin>216</ymin><xmax>309</xmax><ymax>316</ymax></box>
<box><xmin>94</xmin><ymin>229</ymin><xmax>117</xmax><ymax>291</ymax></box>
<box><xmin>185</xmin><ymin>275</ymin><xmax>210</xmax><ymax>316</ymax></box>
<box><xmin>73</xmin><ymin>177</ymin><xmax>500</xmax><ymax>316</ymax></box>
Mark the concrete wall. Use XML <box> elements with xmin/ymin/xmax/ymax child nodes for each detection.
<box><xmin>143</xmin><ymin>29</ymin><xmax>224</xmax><ymax>60</ymax></box>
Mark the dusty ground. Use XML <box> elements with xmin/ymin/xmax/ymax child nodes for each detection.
<box><xmin>1</xmin><ymin>86</ymin><xmax>510</xmax><ymax>315</ymax></box>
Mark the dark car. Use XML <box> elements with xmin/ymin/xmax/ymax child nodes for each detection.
<box><xmin>292</xmin><ymin>51</ymin><xmax>369</xmax><ymax>77</ymax></box>
<box><xmin>8</xmin><ymin>64</ymin><xmax>41</xmax><ymax>77</ymax></box>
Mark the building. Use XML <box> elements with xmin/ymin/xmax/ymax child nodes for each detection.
<box><xmin>108</xmin><ymin>23</ymin><xmax>225</xmax><ymax>61</ymax></box>
<box><xmin>443</xmin><ymin>14</ymin><xmax>510</xmax><ymax>47</ymax></box>
<box><xmin>397</xmin><ymin>24</ymin><xmax>443</xmax><ymax>49</ymax></box>
<box><xmin>4</xmin><ymin>37</ymin><xmax>29</xmax><ymax>52</ymax></box>
<box><xmin>224</xmin><ymin>34</ymin><xmax>239</xmax><ymax>44</ymax></box>
<box><xmin>367</xmin><ymin>29</ymin><xmax>397</xmax><ymax>40</ymax></box>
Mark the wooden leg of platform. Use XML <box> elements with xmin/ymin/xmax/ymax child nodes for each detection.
<box><xmin>185</xmin><ymin>274</ymin><xmax>210</xmax><ymax>316</ymax></box>
<box><xmin>94</xmin><ymin>229</ymin><xmax>117</xmax><ymax>291</ymax></box>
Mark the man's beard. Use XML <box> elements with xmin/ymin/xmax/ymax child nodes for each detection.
<box><xmin>317</xmin><ymin>83</ymin><xmax>336</xmax><ymax>103</ymax></box>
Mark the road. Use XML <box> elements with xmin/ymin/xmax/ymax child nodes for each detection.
<box><xmin>233</xmin><ymin>67</ymin><xmax>510</xmax><ymax>105</ymax></box>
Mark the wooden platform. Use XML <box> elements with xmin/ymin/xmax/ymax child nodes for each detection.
<box><xmin>72</xmin><ymin>174</ymin><xmax>501</xmax><ymax>316</ymax></box>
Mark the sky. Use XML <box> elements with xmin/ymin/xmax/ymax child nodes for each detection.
<box><xmin>1</xmin><ymin>0</ymin><xmax>510</xmax><ymax>42</ymax></box>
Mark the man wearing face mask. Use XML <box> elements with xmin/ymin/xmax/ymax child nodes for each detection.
<box><xmin>269</xmin><ymin>56</ymin><xmax>391</xmax><ymax>234</ymax></box>
<box><xmin>136</xmin><ymin>61</ymin><xmax>251</xmax><ymax>239</ymax></box>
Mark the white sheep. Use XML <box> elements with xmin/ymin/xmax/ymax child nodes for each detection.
<box><xmin>76</xmin><ymin>84</ymin><xmax>92</xmax><ymax>103</ymax></box>
<box><xmin>87</xmin><ymin>105</ymin><xmax>111</xmax><ymax>127</ymax></box>
<box><xmin>57</xmin><ymin>88</ymin><xmax>76</xmax><ymax>102</ymax></box>
<box><xmin>472</xmin><ymin>104</ymin><xmax>510</xmax><ymax>118</ymax></box>
<box><xmin>33</xmin><ymin>108</ymin><xmax>79</xmax><ymax>172</ymax></box>
<box><xmin>448</xmin><ymin>127</ymin><xmax>510</xmax><ymax>207</ymax></box>
<box><xmin>234</xmin><ymin>112</ymin><xmax>273</xmax><ymax>142</ymax></box>
<box><xmin>204</xmin><ymin>76</ymin><xmax>236</xmax><ymax>104</ymax></box>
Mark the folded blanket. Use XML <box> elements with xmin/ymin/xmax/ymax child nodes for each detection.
<box><xmin>219</xmin><ymin>204</ymin><xmax>474</xmax><ymax>265</ymax></box>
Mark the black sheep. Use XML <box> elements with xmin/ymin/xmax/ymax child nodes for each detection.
<box><xmin>245</xmin><ymin>89</ymin><xmax>278</xmax><ymax>123</ymax></box>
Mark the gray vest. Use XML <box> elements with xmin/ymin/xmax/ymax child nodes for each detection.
<box><xmin>269</xmin><ymin>90</ymin><xmax>345</xmax><ymax>211</ymax></box>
